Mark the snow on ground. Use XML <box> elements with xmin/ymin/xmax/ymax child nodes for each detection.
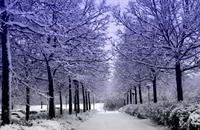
<box><xmin>0</xmin><ymin>110</ymin><xmax>96</xmax><ymax>130</ymax></box>
<box><xmin>77</xmin><ymin>111</ymin><xmax>169</xmax><ymax>130</ymax></box>
<box><xmin>14</xmin><ymin>103</ymin><xmax>104</xmax><ymax>112</ymax></box>
<box><xmin>0</xmin><ymin>103</ymin><xmax>104</xmax><ymax>130</ymax></box>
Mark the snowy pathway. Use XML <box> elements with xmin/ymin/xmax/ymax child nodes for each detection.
<box><xmin>76</xmin><ymin>111</ymin><xmax>169</xmax><ymax>130</ymax></box>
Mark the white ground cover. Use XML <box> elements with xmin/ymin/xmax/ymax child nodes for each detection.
<box><xmin>77</xmin><ymin>111</ymin><xmax>169</xmax><ymax>130</ymax></box>
<box><xmin>0</xmin><ymin>110</ymin><xmax>96</xmax><ymax>130</ymax></box>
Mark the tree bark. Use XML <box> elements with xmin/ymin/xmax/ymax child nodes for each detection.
<box><xmin>1</xmin><ymin>4</ymin><xmax>11</xmax><ymax>124</ymax></box>
<box><xmin>68</xmin><ymin>76</ymin><xmax>72</xmax><ymax>114</ymax></box>
<box><xmin>26</xmin><ymin>87</ymin><xmax>30</xmax><ymax>121</ymax></box>
<box><xmin>130</xmin><ymin>89</ymin><xmax>132</xmax><ymax>104</ymax></box>
<box><xmin>152</xmin><ymin>76</ymin><xmax>157</xmax><ymax>103</ymax></box>
<box><xmin>88</xmin><ymin>92</ymin><xmax>91</xmax><ymax>110</ymax></box>
<box><xmin>59</xmin><ymin>91</ymin><xmax>63</xmax><ymax>115</ymax></box>
<box><xmin>73</xmin><ymin>80</ymin><xmax>80</xmax><ymax>113</ymax></box>
<box><xmin>74</xmin><ymin>95</ymin><xmax>76</xmax><ymax>112</ymax></box>
<box><xmin>85</xmin><ymin>90</ymin><xmax>88</xmax><ymax>111</ymax></box>
<box><xmin>138</xmin><ymin>83</ymin><xmax>143</xmax><ymax>104</ymax></box>
<box><xmin>175</xmin><ymin>62</ymin><xmax>183</xmax><ymax>101</ymax></box>
<box><xmin>81</xmin><ymin>83</ymin><xmax>86</xmax><ymax>112</ymax></box>
<box><xmin>126</xmin><ymin>94</ymin><xmax>129</xmax><ymax>104</ymax></box>
<box><xmin>134</xmin><ymin>86</ymin><xmax>137</xmax><ymax>104</ymax></box>
<box><xmin>46</xmin><ymin>61</ymin><xmax>55</xmax><ymax>118</ymax></box>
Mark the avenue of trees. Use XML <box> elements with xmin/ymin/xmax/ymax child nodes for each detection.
<box><xmin>112</xmin><ymin>0</ymin><xmax>200</xmax><ymax>105</ymax></box>
<box><xmin>0</xmin><ymin>0</ymin><xmax>110</xmax><ymax>125</ymax></box>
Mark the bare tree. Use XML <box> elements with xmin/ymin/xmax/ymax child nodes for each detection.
<box><xmin>113</xmin><ymin>0</ymin><xmax>200</xmax><ymax>101</ymax></box>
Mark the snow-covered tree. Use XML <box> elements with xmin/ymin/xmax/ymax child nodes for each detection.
<box><xmin>113</xmin><ymin>0</ymin><xmax>200</xmax><ymax>101</ymax></box>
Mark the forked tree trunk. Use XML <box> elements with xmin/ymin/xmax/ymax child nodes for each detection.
<box><xmin>138</xmin><ymin>83</ymin><xmax>143</xmax><ymax>104</ymax></box>
<box><xmin>1</xmin><ymin>4</ymin><xmax>11</xmax><ymax>124</ymax></box>
<box><xmin>59</xmin><ymin>91</ymin><xmax>63</xmax><ymax>115</ymax></box>
<box><xmin>68</xmin><ymin>76</ymin><xmax>72</xmax><ymax>114</ymax></box>
<box><xmin>175</xmin><ymin>62</ymin><xmax>183</xmax><ymax>101</ymax></box>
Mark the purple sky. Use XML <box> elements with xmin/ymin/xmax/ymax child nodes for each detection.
<box><xmin>106</xmin><ymin>0</ymin><xmax>129</xmax><ymax>7</ymax></box>
<box><xmin>106</xmin><ymin>0</ymin><xmax>129</xmax><ymax>38</ymax></box>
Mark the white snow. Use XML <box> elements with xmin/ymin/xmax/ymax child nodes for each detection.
<box><xmin>77</xmin><ymin>111</ymin><xmax>169</xmax><ymax>130</ymax></box>
<box><xmin>14</xmin><ymin>103</ymin><xmax>104</xmax><ymax>112</ymax></box>
<box><xmin>0</xmin><ymin>110</ymin><xmax>96</xmax><ymax>130</ymax></box>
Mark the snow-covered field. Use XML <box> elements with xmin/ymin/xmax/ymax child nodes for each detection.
<box><xmin>0</xmin><ymin>103</ymin><xmax>104</xmax><ymax>130</ymax></box>
<box><xmin>0</xmin><ymin>110</ymin><xmax>96</xmax><ymax>130</ymax></box>
<box><xmin>14</xmin><ymin>103</ymin><xmax>104</xmax><ymax>112</ymax></box>
<box><xmin>77</xmin><ymin>111</ymin><xmax>169</xmax><ymax>130</ymax></box>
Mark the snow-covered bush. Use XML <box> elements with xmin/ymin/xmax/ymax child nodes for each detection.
<box><xmin>120</xmin><ymin>101</ymin><xmax>200</xmax><ymax>130</ymax></box>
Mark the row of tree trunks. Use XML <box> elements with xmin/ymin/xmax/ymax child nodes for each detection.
<box><xmin>124</xmin><ymin>76</ymin><xmax>159</xmax><ymax>105</ymax></box>
<box><xmin>68</xmin><ymin>80</ymin><xmax>92</xmax><ymax>115</ymax></box>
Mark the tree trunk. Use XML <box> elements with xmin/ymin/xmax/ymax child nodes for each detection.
<box><xmin>88</xmin><ymin>92</ymin><xmax>91</xmax><ymax>110</ymax></box>
<box><xmin>152</xmin><ymin>76</ymin><xmax>157</xmax><ymax>103</ymax></box>
<box><xmin>175</xmin><ymin>62</ymin><xmax>183</xmax><ymax>101</ymax></box>
<box><xmin>126</xmin><ymin>94</ymin><xmax>129</xmax><ymax>104</ymax></box>
<box><xmin>73</xmin><ymin>80</ymin><xmax>80</xmax><ymax>113</ymax></box>
<box><xmin>74</xmin><ymin>95</ymin><xmax>76</xmax><ymax>112</ymax></box>
<box><xmin>46</xmin><ymin>61</ymin><xmax>55</xmax><ymax>118</ymax></box>
<box><xmin>130</xmin><ymin>89</ymin><xmax>132</xmax><ymax>104</ymax></box>
<box><xmin>26</xmin><ymin>87</ymin><xmax>30</xmax><ymax>121</ymax></box>
<box><xmin>138</xmin><ymin>83</ymin><xmax>143</xmax><ymax>104</ymax></box>
<box><xmin>134</xmin><ymin>86</ymin><xmax>137</xmax><ymax>104</ymax></box>
<box><xmin>68</xmin><ymin>76</ymin><xmax>72</xmax><ymax>114</ymax></box>
<box><xmin>81</xmin><ymin>83</ymin><xmax>86</xmax><ymax>112</ymax></box>
<box><xmin>11</xmin><ymin>103</ymin><xmax>14</xmax><ymax>110</ymax></box>
<box><xmin>59</xmin><ymin>91</ymin><xmax>63</xmax><ymax>115</ymax></box>
<box><xmin>41</xmin><ymin>101</ymin><xmax>43</xmax><ymax>109</ymax></box>
<box><xmin>85</xmin><ymin>90</ymin><xmax>88</xmax><ymax>111</ymax></box>
<box><xmin>124</xmin><ymin>99</ymin><xmax>126</xmax><ymax>105</ymax></box>
<box><xmin>1</xmin><ymin>6</ymin><xmax>11</xmax><ymax>124</ymax></box>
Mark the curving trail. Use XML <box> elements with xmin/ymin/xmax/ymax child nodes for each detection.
<box><xmin>76</xmin><ymin>111</ymin><xmax>169</xmax><ymax>130</ymax></box>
